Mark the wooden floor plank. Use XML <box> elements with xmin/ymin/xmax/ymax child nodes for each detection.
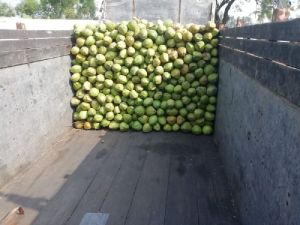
<box><xmin>99</xmin><ymin>133</ymin><xmax>150</xmax><ymax>225</ymax></box>
<box><xmin>0</xmin><ymin>130</ymin><xmax>104</xmax><ymax>225</ymax></box>
<box><xmin>0</xmin><ymin>132</ymin><xmax>240</xmax><ymax>225</ymax></box>
<box><xmin>197</xmin><ymin>148</ymin><xmax>239</xmax><ymax>225</ymax></box>
<box><xmin>164</xmin><ymin>137</ymin><xmax>201</xmax><ymax>225</ymax></box>
<box><xmin>124</xmin><ymin>133</ymin><xmax>171</xmax><ymax>225</ymax></box>
<box><xmin>65</xmin><ymin>132</ymin><xmax>138</xmax><ymax>225</ymax></box>
<box><xmin>31</xmin><ymin>131</ymin><xmax>117</xmax><ymax>225</ymax></box>
<box><xmin>193</xmin><ymin>146</ymin><xmax>217</xmax><ymax>225</ymax></box>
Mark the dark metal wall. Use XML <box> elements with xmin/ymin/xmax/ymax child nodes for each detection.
<box><xmin>215</xmin><ymin>19</ymin><xmax>300</xmax><ymax>225</ymax></box>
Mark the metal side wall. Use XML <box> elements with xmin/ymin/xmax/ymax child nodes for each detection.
<box><xmin>215</xmin><ymin>60</ymin><xmax>300</xmax><ymax>225</ymax></box>
<box><xmin>216</xmin><ymin>21</ymin><xmax>300</xmax><ymax>224</ymax></box>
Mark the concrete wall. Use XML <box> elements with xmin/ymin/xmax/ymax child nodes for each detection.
<box><xmin>215</xmin><ymin>60</ymin><xmax>300</xmax><ymax>225</ymax></box>
<box><xmin>105</xmin><ymin>0</ymin><xmax>213</xmax><ymax>24</ymax></box>
<box><xmin>0</xmin><ymin>56</ymin><xmax>73</xmax><ymax>187</ymax></box>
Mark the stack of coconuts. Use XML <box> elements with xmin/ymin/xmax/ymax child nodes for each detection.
<box><xmin>69</xmin><ymin>18</ymin><xmax>219</xmax><ymax>135</ymax></box>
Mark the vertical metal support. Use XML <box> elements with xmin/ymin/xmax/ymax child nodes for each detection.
<box><xmin>99</xmin><ymin>0</ymin><xmax>107</xmax><ymax>22</ymax></box>
<box><xmin>178</xmin><ymin>0</ymin><xmax>182</xmax><ymax>23</ymax></box>
<box><xmin>209</xmin><ymin>2</ymin><xmax>216</xmax><ymax>22</ymax></box>
<box><xmin>132</xmin><ymin>0</ymin><xmax>136</xmax><ymax>18</ymax></box>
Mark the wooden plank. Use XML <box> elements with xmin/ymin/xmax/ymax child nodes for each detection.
<box><xmin>221</xmin><ymin>19</ymin><xmax>300</xmax><ymax>42</ymax></box>
<box><xmin>0</xmin><ymin>30</ymin><xmax>73</xmax><ymax>40</ymax></box>
<box><xmin>220</xmin><ymin>37</ymin><xmax>300</xmax><ymax>69</ymax></box>
<box><xmin>31</xmin><ymin>131</ymin><xmax>120</xmax><ymax>225</ymax></box>
<box><xmin>0</xmin><ymin>37</ymin><xmax>72</xmax><ymax>53</ymax></box>
<box><xmin>0</xmin><ymin>45</ymin><xmax>71</xmax><ymax>69</ymax></box>
<box><xmin>99</xmin><ymin>133</ymin><xmax>149</xmax><ymax>225</ymax></box>
<box><xmin>163</xmin><ymin>134</ymin><xmax>240</xmax><ymax>225</ymax></box>
<box><xmin>27</xmin><ymin>45</ymin><xmax>71</xmax><ymax>63</ymax></box>
<box><xmin>135</xmin><ymin>0</ymin><xmax>180</xmax><ymax>22</ymax></box>
<box><xmin>0</xmin><ymin>130</ymin><xmax>103</xmax><ymax>225</ymax></box>
<box><xmin>191</xmin><ymin>138</ymin><xmax>217</xmax><ymax>224</ymax></box>
<box><xmin>79</xmin><ymin>213</ymin><xmax>109</xmax><ymax>225</ymax></box>
<box><xmin>196</xmin><ymin>144</ymin><xmax>239</xmax><ymax>224</ymax></box>
<box><xmin>0</xmin><ymin>131</ymin><xmax>240</xmax><ymax>225</ymax></box>
<box><xmin>0</xmin><ymin>50</ymin><xmax>28</xmax><ymax>69</ymax></box>
<box><xmin>124</xmin><ymin>133</ymin><xmax>171</xmax><ymax>225</ymax></box>
<box><xmin>65</xmin><ymin>132</ymin><xmax>137</xmax><ymax>225</ymax></box>
<box><xmin>164</xmin><ymin>137</ymin><xmax>200</xmax><ymax>225</ymax></box>
<box><xmin>220</xmin><ymin>45</ymin><xmax>300</xmax><ymax>108</ymax></box>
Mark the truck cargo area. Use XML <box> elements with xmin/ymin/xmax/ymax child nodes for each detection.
<box><xmin>1</xmin><ymin>17</ymin><xmax>300</xmax><ymax>225</ymax></box>
<box><xmin>0</xmin><ymin>130</ymin><xmax>239</xmax><ymax>225</ymax></box>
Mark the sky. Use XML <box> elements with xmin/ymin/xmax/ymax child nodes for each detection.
<box><xmin>3</xmin><ymin>0</ymin><xmax>20</xmax><ymax>7</ymax></box>
<box><xmin>231</xmin><ymin>0</ymin><xmax>257</xmax><ymax>17</ymax></box>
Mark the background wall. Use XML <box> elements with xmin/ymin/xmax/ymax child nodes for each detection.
<box><xmin>106</xmin><ymin>0</ymin><xmax>214</xmax><ymax>24</ymax></box>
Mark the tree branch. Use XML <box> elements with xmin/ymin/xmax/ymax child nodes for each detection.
<box><xmin>215</xmin><ymin>1</ymin><xmax>221</xmax><ymax>25</ymax></box>
<box><xmin>218</xmin><ymin>0</ymin><xmax>230</xmax><ymax>10</ymax></box>
<box><xmin>222</xmin><ymin>0</ymin><xmax>236</xmax><ymax>25</ymax></box>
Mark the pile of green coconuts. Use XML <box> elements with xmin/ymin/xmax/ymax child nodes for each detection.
<box><xmin>69</xmin><ymin>18</ymin><xmax>219</xmax><ymax>135</ymax></box>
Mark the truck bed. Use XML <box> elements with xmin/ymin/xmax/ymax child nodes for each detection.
<box><xmin>0</xmin><ymin>130</ymin><xmax>239</xmax><ymax>225</ymax></box>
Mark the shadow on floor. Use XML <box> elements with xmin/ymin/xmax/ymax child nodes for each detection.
<box><xmin>0</xmin><ymin>131</ymin><xmax>241</xmax><ymax>225</ymax></box>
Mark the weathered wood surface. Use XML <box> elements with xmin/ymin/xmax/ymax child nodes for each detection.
<box><xmin>99</xmin><ymin>135</ymin><xmax>148</xmax><ymax>225</ymax></box>
<box><xmin>164</xmin><ymin>142</ymin><xmax>201</xmax><ymax>225</ymax></box>
<box><xmin>124</xmin><ymin>135</ymin><xmax>171</xmax><ymax>225</ymax></box>
<box><xmin>64</xmin><ymin>133</ymin><xmax>136</xmax><ymax>225</ymax></box>
<box><xmin>0</xmin><ymin>131</ymin><xmax>240</xmax><ymax>225</ymax></box>
<box><xmin>0</xmin><ymin>44</ymin><xmax>71</xmax><ymax>69</ymax></box>
<box><xmin>31</xmin><ymin>131</ymin><xmax>117</xmax><ymax>225</ymax></box>
<box><xmin>0</xmin><ymin>29</ymin><xmax>72</xmax><ymax>39</ymax></box>
<box><xmin>0</xmin><ymin>130</ymin><xmax>104</xmax><ymax>225</ymax></box>
<box><xmin>220</xmin><ymin>37</ymin><xmax>300</xmax><ymax>69</ymax></box>
<box><xmin>220</xmin><ymin>45</ymin><xmax>300</xmax><ymax>108</ymax></box>
<box><xmin>0</xmin><ymin>37</ymin><xmax>72</xmax><ymax>53</ymax></box>
<box><xmin>221</xmin><ymin>19</ymin><xmax>300</xmax><ymax>42</ymax></box>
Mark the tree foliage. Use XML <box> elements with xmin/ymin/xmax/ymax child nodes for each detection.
<box><xmin>77</xmin><ymin>0</ymin><xmax>96</xmax><ymax>19</ymax></box>
<box><xmin>16</xmin><ymin>0</ymin><xmax>39</xmax><ymax>18</ymax></box>
<box><xmin>0</xmin><ymin>1</ymin><xmax>15</xmax><ymax>17</ymax></box>
<box><xmin>255</xmin><ymin>0</ymin><xmax>273</xmax><ymax>21</ymax></box>
<box><xmin>255</xmin><ymin>0</ymin><xmax>290</xmax><ymax>21</ymax></box>
<box><xmin>39</xmin><ymin>0</ymin><xmax>79</xmax><ymax>19</ymax></box>
<box><xmin>15</xmin><ymin>0</ymin><xmax>97</xmax><ymax>19</ymax></box>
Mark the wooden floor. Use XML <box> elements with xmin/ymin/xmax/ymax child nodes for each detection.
<box><xmin>0</xmin><ymin>129</ymin><xmax>240</xmax><ymax>225</ymax></box>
